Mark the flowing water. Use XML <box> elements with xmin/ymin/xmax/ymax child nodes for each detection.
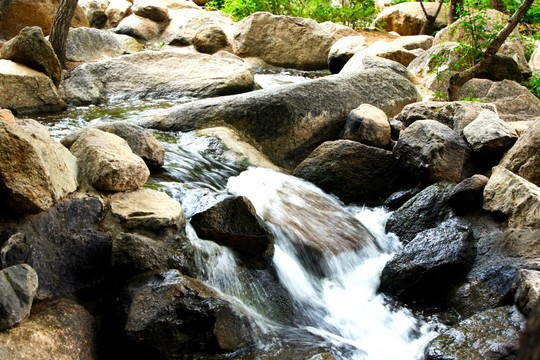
<box><xmin>26</xmin><ymin>68</ymin><xmax>442</xmax><ymax>359</ymax></box>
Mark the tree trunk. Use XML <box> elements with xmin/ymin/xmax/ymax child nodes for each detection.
<box><xmin>447</xmin><ymin>0</ymin><xmax>535</xmax><ymax>101</ymax></box>
<box><xmin>449</xmin><ymin>0</ymin><xmax>464</xmax><ymax>24</ymax></box>
<box><xmin>489</xmin><ymin>0</ymin><xmax>507</xmax><ymax>13</ymax></box>
<box><xmin>49</xmin><ymin>0</ymin><xmax>78</xmax><ymax>68</ymax></box>
<box><xmin>419</xmin><ymin>0</ymin><xmax>445</xmax><ymax>35</ymax></box>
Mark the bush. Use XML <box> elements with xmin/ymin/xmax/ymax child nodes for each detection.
<box><xmin>523</xmin><ymin>72</ymin><xmax>540</xmax><ymax>99</ymax></box>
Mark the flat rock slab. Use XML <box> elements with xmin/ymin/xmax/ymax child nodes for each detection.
<box><xmin>63</xmin><ymin>50</ymin><xmax>255</xmax><ymax>105</ymax></box>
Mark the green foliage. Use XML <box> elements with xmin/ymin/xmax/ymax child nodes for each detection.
<box><xmin>523</xmin><ymin>72</ymin><xmax>540</xmax><ymax>99</ymax></box>
<box><xmin>206</xmin><ymin>0</ymin><xmax>377</xmax><ymax>28</ymax></box>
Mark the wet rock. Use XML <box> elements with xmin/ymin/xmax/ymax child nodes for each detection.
<box><xmin>514</xmin><ymin>269</ymin><xmax>540</xmax><ymax>317</ymax></box>
<box><xmin>293</xmin><ymin>140</ymin><xmax>395</xmax><ymax>204</ymax></box>
<box><xmin>0</xmin><ymin>197</ymin><xmax>111</xmax><ymax>297</ymax></box>
<box><xmin>394</xmin><ymin>120</ymin><xmax>471</xmax><ymax>184</ymax></box>
<box><xmin>66</xmin><ymin>27</ymin><xmax>123</xmax><ymax>62</ymax></box>
<box><xmin>460</xmin><ymin>79</ymin><xmax>540</xmax><ymax>122</ymax></box>
<box><xmin>365</xmin><ymin>41</ymin><xmax>418</xmax><ymax>67</ymax></box>
<box><xmin>425</xmin><ymin>306</ymin><xmax>525</xmax><ymax>360</ymax></box>
<box><xmin>115</xmin><ymin>14</ymin><xmax>166</xmax><ymax>41</ymax></box>
<box><xmin>105</xmin><ymin>188</ymin><xmax>186</xmax><ymax>237</ymax></box>
<box><xmin>372</xmin><ymin>2</ymin><xmax>448</xmax><ymax>36</ymax></box>
<box><xmin>191</xmin><ymin>196</ymin><xmax>274</xmax><ymax>269</ymax></box>
<box><xmin>383</xmin><ymin>184</ymin><xmax>422</xmax><ymax>210</ymax></box>
<box><xmin>79</xmin><ymin>0</ymin><xmax>109</xmax><ymax>28</ymax></box>
<box><xmin>0</xmin><ymin>26</ymin><xmax>61</xmax><ymax>86</ymax></box>
<box><xmin>193</xmin><ymin>25</ymin><xmax>230</xmax><ymax>54</ymax></box>
<box><xmin>434</xmin><ymin>9</ymin><xmax>530</xmax><ymax>74</ymax></box>
<box><xmin>61</xmin><ymin>121</ymin><xmax>165</xmax><ymax>169</ymax></box>
<box><xmin>233</xmin><ymin>12</ymin><xmax>358</xmax><ymax>70</ymax></box>
<box><xmin>142</xmin><ymin>69</ymin><xmax>420</xmax><ymax>170</ymax></box>
<box><xmin>327</xmin><ymin>35</ymin><xmax>367</xmax><ymax>74</ymax></box>
<box><xmin>379</xmin><ymin>218</ymin><xmax>475</xmax><ymax>303</ymax></box>
<box><xmin>0</xmin><ymin>60</ymin><xmax>66</xmax><ymax>114</ymax></box>
<box><xmin>0</xmin><ymin>299</ymin><xmax>96</xmax><ymax>360</ymax></box>
<box><xmin>386</xmin><ymin>182</ymin><xmax>454</xmax><ymax>244</ymax></box>
<box><xmin>161</xmin><ymin>8</ymin><xmax>233</xmax><ymax>46</ymax></box>
<box><xmin>0</xmin><ymin>119</ymin><xmax>78</xmax><ymax>215</ymax></box>
<box><xmin>64</xmin><ymin>51</ymin><xmax>254</xmax><ymax>105</ymax></box>
<box><xmin>483</xmin><ymin>166</ymin><xmax>540</xmax><ymax>230</ymax></box>
<box><xmin>0</xmin><ymin>264</ymin><xmax>38</xmax><ymax>331</ymax></box>
<box><xmin>343</xmin><ymin>104</ymin><xmax>391</xmax><ymax>147</ymax></box>
<box><xmin>395</xmin><ymin>101</ymin><xmax>499</xmax><ymax>135</ymax></box>
<box><xmin>0</xmin><ymin>0</ymin><xmax>89</xmax><ymax>40</ymax></box>
<box><xmin>132</xmin><ymin>0</ymin><xmax>169</xmax><ymax>22</ymax></box>
<box><xmin>70</xmin><ymin>129</ymin><xmax>149</xmax><ymax>191</ymax></box>
<box><xmin>449</xmin><ymin>174</ymin><xmax>489</xmax><ymax>215</ymax></box>
<box><xmin>341</xmin><ymin>52</ymin><xmax>410</xmax><ymax>79</ymax></box>
<box><xmin>500</xmin><ymin>118</ymin><xmax>540</xmax><ymax>187</ymax></box>
<box><xmin>463</xmin><ymin>109</ymin><xmax>518</xmax><ymax>160</ymax></box>
<box><xmin>389</xmin><ymin>118</ymin><xmax>404</xmax><ymax>140</ymax></box>
<box><xmin>112</xmin><ymin>232</ymin><xmax>187</xmax><ymax>276</ymax></box>
<box><xmin>116</xmin><ymin>270</ymin><xmax>259</xmax><ymax>357</ymax></box>
<box><xmin>106</xmin><ymin>0</ymin><xmax>133</xmax><ymax>28</ymax></box>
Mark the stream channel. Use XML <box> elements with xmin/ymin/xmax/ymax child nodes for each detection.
<box><xmin>27</xmin><ymin>68</ymin><xmax>446</xmax><ymax>360</ymax></box>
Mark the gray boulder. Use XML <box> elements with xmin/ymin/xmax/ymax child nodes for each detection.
<box><xmin>343</xmin><ymin>103</ymin><xmax>391</xmax><ymax>147</ymax></box>
<box><xmin>293</xmin><ymin>140</ymin><xmax>395</xmax><ymax>204</ymax></box>
<box><xmin>114</xmin><ymin>14</ymin><xmax>166</xmax><ymax>42</ymax></box>
<box><xmin>63</xmin><ymin>51</ymin><xmax>255</xmax><ymax>105</ymax></box>
<box><xmin>0</xmin><ymin>264</ymin><xmax>38</xmax><ymax>331</ymax></box>
<box><xmin>0</xmin><ymin>119</ymin><xmax>78</xmax><ymax>215</ymax></box>
<box><xmin>193</xmin><ymin>25</ymin><xmax>230</xmax><ymax>54</ymax></box>
<box><xmin>0</xmin><ymin>26</ymin><xmax>61</xmax><ymax>86</ymax></box>
<box><xmin>0</xmin><ymin>60</ymin><xmax>66</xmax><ymax>114</ymax></box>
<box><xmin>327</xmin><ymin>35</ymin><xmax>367</xmax><ymax>74</ymax></box>
<box><xmin>116</xmin><ymin>270</ymin><xmax>260</xmax><ymax>357</ymax></box>
<box><xmin>500</xmin><ymin>118</ymin><xmax>540</xmax><ymax>187</ymax></box>
<box><xmin>341</xmin><ymin>52</ymin><xmax>410</xmax><ymax>79</ymax></box>
<box><xmin>70</xmin><ymin>129</ymin><xmax>150</xmax><ymax>191</ymax></box>
<box><xmin>463</xmin><ymin>109</ymin><xmax>518</xmax><ymax>159</ymax></box>
<box><xmin>395</xmin><ymin>100</ymin><xmax>499</xmax><ymax>135</ymax></box>
<box><xmin>61</xmin><ymin>121</ymin><xmax>165</xmax><ymax>169</ymax></box>
<box><xmin>191</xmin><ymin>196</ymin><xmax>274</xmax><ymax>269</ymax></box>
<box><xmin>365</xmin><ymin>41</ymin><xmax>418</xmax><ymax>67</ymax></box>
<box><xmin>141</xmin><ymin>69</ymin><xmax>420</xmax><ymax>170</ymax></box>
<box><xmin>449</xmin><ymin>174</ymin><xmax>489</xmax><ymax>215</ymax></box>
<box><xmin>394</xmin><ymin>120</ymin><xmax>471</xmax><ymax>184</ymax></box>
<box><xmin>386</xmin><ymin>182</ymin><xmax>454</xmax><ymax>244</ymax></box>
<box><xmin>66</xmin><ymin>27</ymin><xmax>123</xmax><ymax>62</ymax></box>
<box><xmin>425</xmin><ymin>306</ymin><xmax>525</xmax><ymax>360</ymax></box>
<box><xmin>232</xmin><ymin>12</ymin><xmax>358</xmax><ymax>70</ymax></box>
<box><xmin>379</xmin><ymin>218</ymin><xmax>475</xmax><ymax>303</ymax></box>
<box><xmin>0</xmin><ymin>197</ymin><xmax>111</xmax><ymax>297</ymax></box>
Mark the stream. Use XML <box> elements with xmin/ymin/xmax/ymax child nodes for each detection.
<box><xmin>25</xmin><ymin>68</ymin><xmax>444</xmax><ymax>359</ymax></box>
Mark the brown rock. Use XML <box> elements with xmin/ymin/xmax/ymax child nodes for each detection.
<box><xmin>372</xmin><ymin>2</ymin><xmax>448</xmax><ymax>36</ymax></box>
<box><xmin>193</xmin><ymin>25</ymin><xmax>229</xmax><ymax>54</ymax></box>
<box><xmin>0</xmin><ymin>109</ymin><xmax>15</xmax><ymax>123</ymax></box>
<box><xmin>106</xmin><ymin>0</ymin><xmax>133</xmax><ymax>28</ymax></box>
<box><xmin>343</xmin><ymin>104</ymin><xmax>391</xmax><ymax>147</ymax></box>
<box><xmin>132</xmin><ymin>0</ymin><xmax>169</xmax><ymax>22</ymax></box>
<box><xmin>114</xmin><ymin>14</ymin><xmax>166</xmax><ymax>41</ymax></box>
<box><xmin>514</xmin><ymin>269</ymin><xmax>540</xmax><ymax>317</ymax></box>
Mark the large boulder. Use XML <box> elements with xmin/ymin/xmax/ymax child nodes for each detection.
<box><xmin>232</xmin><ymin>12</ymin><xmax>358</xmax><ymax>70</ymax></box>
<box><xmin>341</xmin><ymin>52</ymin><xmax>410</xmax><ymax>79</ymax></box>
<box><xmin>293</xmin><ymin>140</ymin><xmax>395</xmax><ymax>204</ymax></box>
<box><xmin>132</xmin><ymin>0</ymin><xmax>169</xmax><ymax>22</ymax></box>
<box><xmin>114</xmin><ymin>14</ymin><xmax>166</xmax><ymax>41</ymax></box>
<box><xmin>425</xmin><ymin>306</ymin><xmax>525</xmax><ymax>360</ymax></box>
<box><xmin>116</xmin><ymin>270</ymin><xmax>260</xmax><ymax>357</ymax></box>
<box><xmin>63</xmin><ymin>51</ymin><xmax>255</xmax><ymax>105</ymax></box>
<box><xmin>379</xmin><ymin>218</ymin><xmax>475</xmax><ymax>303</ymax></box>
<box><xmin>69</xmin><ymin>128</ymin><xmax>149</xmax><ymax>191</ymax></box>
<box><xmin>372</xmin><ymin>2</ymin><xmax>448</xmax><ymax>36</ymax></box>
<box><xmin>395</xmin><ymin>100</ymin><xmax>499</xmax><ymax>135</ymax></box>
<box><xmin>0</xmin><ymin>119</ymin><xmax>78</xmax><ymax>215</ymax></box>
<box><xmin>79</xmin><ymin>0</ymin><xmax>109</xmax><ymax>28</ymax></box>
<box><xmin>191</xmin><ymin>196</ymin><xmax>274</xmax><ymax>269</ymax></box>
<box><xmin>0</xmin><ymin>26</ymin><xmax>61</xmax><ymax>87</ymax></box>
<box><xmin>141</xmin><ymin>69</ymin><xmax>420</xmax><ymax>170</ymax></box>
<box><xmin>0</xmin><ymin>264</ymin><xmax>38</xmax><ymax>331</ymax></box>
<box><xmin>61</xmin><ymin>121</ymin><xmax>165</xmax><ymax>169</ymax></box>
<box><xmin>393</xmin><ymin>120</ymin><xmax>471</xmax><ymax>184</ymax></box>
<box><xmin>66</xmin><ymin>27</ymin><xmax>123</xmax><ymax>62</ymax></box>
<box><xmin>343</xmin><ymin>104</ymin><xmax>391</xmax><ymax>147</ymax></box>
<box><xmin>433</xmin><ymin>8</ymin><xmax>530</xmax><ymax>74</ymax></box>
<box><xmin>483</xmin><ymin>166</ymin><xmax>540</xmax><ymax>230</ymax></box>
<box><xmin>0</xmin><ymin>300</ymin><xmax>96</xmax><ymax>360</ymax></box>
<box><xmin>0</xmin><ymin>0</ymin><xmax>89</xmax><ymax>40</ymax></box>
<box><xmin>106</xmin><ymin>0</ymin><xmax>133</xmax><ymax>28</ymax></box>
<box><xmin>459</xmin><ymin>79</ymin><xmax>540</xmax><ymax>122</ymax></box>
<box><xmin>386</xmin><ymin>182</ymin><xmax>454</xmax><ymax>244</ymax></box>
<box><xmin>327</xmin><ymin>35</ymin><xmax>367</xmax><ymax>74</ymax></box>
<box><xmin>500</xmin><ymin>118</ymin><xmax>540</xmax><ymax>187</ymax></box>
<box><xmin>463</xmin><ymin>109</ymin><xmax>518</xmax><ymax>160</ymax></box>
<box><xmin>104</xmin><ymin>188</ymin><xmax>186</xmax><ymax>237</ymax></box>
<box><xmin>0</xmin><ymin>197</ymin><xmax>111</xmax><ymax>297</ymax></box>
<box><xmin>161</xmin><ymin>8</ymin><xmax>233</xmax><ymax>46</ymax></box>
<box><xmin>0</xmin><ymin>60</ymin><xmax>66</xmax><ymax>114</ymax></box>
<box><xmin>365</xmin><ymin>41</ymin><xmax>418</xmax><ymax>67</ymax></box>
